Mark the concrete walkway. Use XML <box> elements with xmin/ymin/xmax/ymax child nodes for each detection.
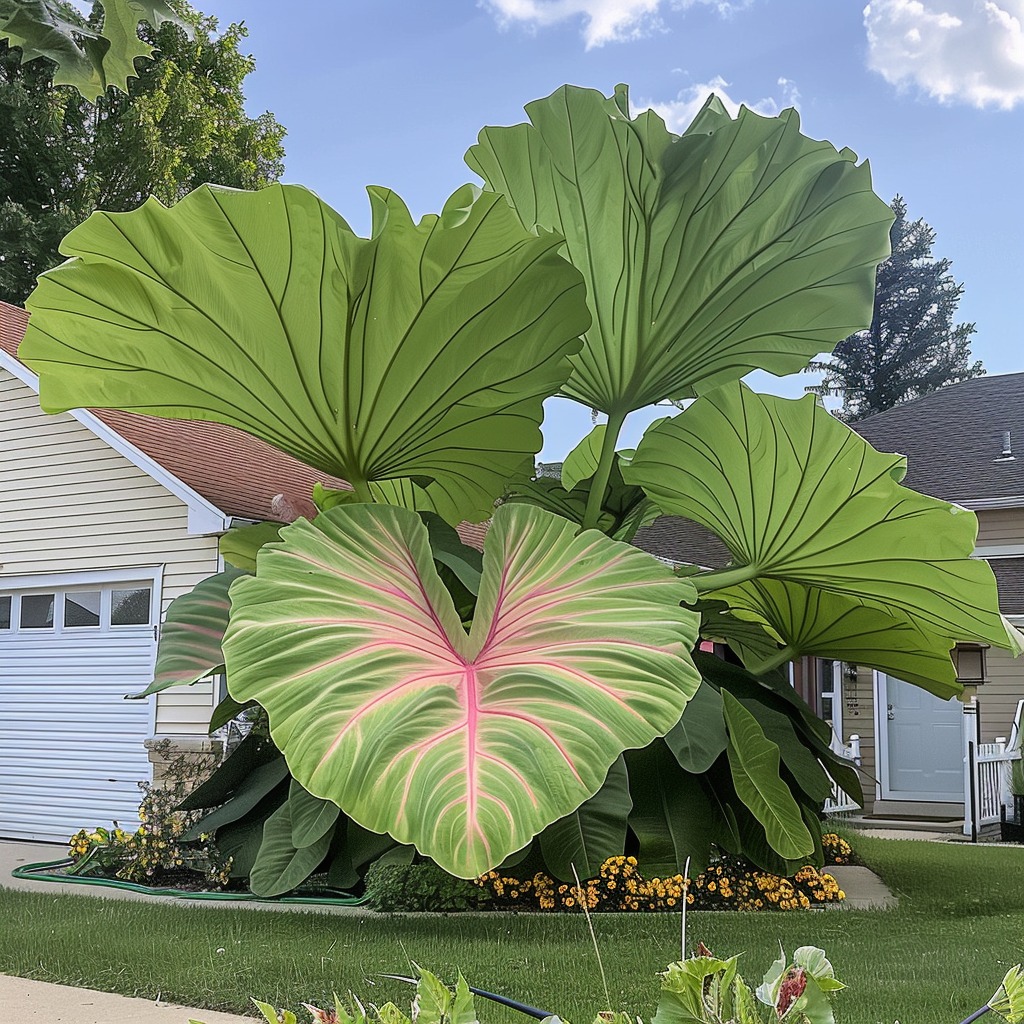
<box><xmin>0</xmin><ymin>975</ymin><xmax>249</xmax><ymax>1023</ymax></box>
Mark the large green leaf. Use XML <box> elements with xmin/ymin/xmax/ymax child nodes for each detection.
<box><xmin>662</xmin><ymin>681</ymin><xmax>726</xmax><ymax>774</ymax></box>
<box><xmin>467</xmin><ymin>84</ymin><xmax>892</xmax><ymax>415</ymax></box>
<box><xmin>538</xmin><ymin>755</ymin><xmax>631</xmax><ymax>881</ymax></box>
<box><xmin>223</xmin><ymin>501</ymin><xmax>700</xmax><ymax>877</ymax></box>
<box><xmin>131</xmin><ymin>567</ymin><xmax>246</xmax><ymax>698</ymax></box>
<box><xmin>220</xmin><ymin>522</ymin><xmax>284</xmax><ymax>573</ymax></box>
<box><xmin>629</xmin><ymin>383</ymin><xmax>1020</xmax><ymax>652</ymax></box>
<box><xmin>287</xmin><ymin>780</ymin><xmax>342</xmax><ymax>849</ymax></box>
<box><xmin>21</xmin><ymin>182</ymin><xmax>590</xmax><ymax>524</ymax></box>
<box><xmin>717</xmin><ymin>578</ymin><xmax>962</xmax><ymax>698</ymax></box>
<box><xmin>561</xmin><ymin>423</ymin><xmax>606</xmax><ymax>492</ymax></box>
<box><xmin>249</xmin><ymin>796</ymin><xmax>334</xmax><ymax>897</ymax></box>
<box><xmin>0</xmin><ymin>0</ymin><xmax>186</xmax><ymax>100</ymax></box>
<box><xmin>721</xmin><ymin>691</ymin><xmax>814</xmax><ymax>861</ymax></box>
<box><xmin>625</xmin><ymin>740</ymin><xmax>720</xmax><ymax>876</ymax></box>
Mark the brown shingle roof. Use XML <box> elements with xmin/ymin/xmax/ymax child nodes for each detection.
<box><xmin>1</xmin><ymin>301</ymin><xmax>348</xmax><ymax>522</ymax></box>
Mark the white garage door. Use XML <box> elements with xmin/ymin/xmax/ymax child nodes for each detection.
<box><xmin>0</xmin><ymin>579</ymin><xmax>157</xmax><ymax>841</ymax></box>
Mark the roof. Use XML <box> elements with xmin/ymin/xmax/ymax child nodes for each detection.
<box><xmin>990</xmin><ymin>559</ymin><xmax>1024</xmax><ymax>617</ymax></box>
<box><xmin>633</xmin><ymin>517</ymin><xmax>730</xmax><ymax>569</ymax></box>
<box><xmin>852</xmin><ymin>373</ymin><xmax>1024</xmax><ymax>505</ymax></box>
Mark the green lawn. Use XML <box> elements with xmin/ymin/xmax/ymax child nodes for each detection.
<box><xmin>1</xmin><ymin>835</ymin><xmax>1022</xmax><ymax>1024</ymax></box>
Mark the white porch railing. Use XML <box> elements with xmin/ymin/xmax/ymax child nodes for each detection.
<box><xmin>824</xmin><ymin>732</ymin><xmax>862</xmax><ymax>815</ymax></box>
<box><xmin>964</xmin><ymin>699</ymin><xmax>1024</xmax><ymax>838</ymax></box>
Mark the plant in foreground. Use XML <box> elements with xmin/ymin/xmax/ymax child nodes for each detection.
<box><xmin>22</xmin><ymin>82</ymin><xmax>1023</xmax><ymax>896</ymax></box>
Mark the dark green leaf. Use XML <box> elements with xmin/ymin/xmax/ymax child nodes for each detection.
<box><xmin>663</xmin><ymin>681</ymin><xmax>727</xmax><ymax>774</ymax></box>
<box><xmin>220</xmin><ymin>522</ymin><xmax>284</xmax><ymax>573</ymax></box>
<box><xmin>250</xmin><ymin>798</ymin><xmax>334</xmax><ymax>897</ymax></box>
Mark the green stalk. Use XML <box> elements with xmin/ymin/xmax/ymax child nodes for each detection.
<box><xmin>691</xmin><ymin>563</ymin><xmax>761</xmax><ymax>593</ymax></box>
<box><xmin>748</xmin><ymin>645</ymin><xmax>799</xmax><ymax>677</ymax></box>
<box><xmin>348</xmin><ymin>476</ymin><xmax>375</xmax><ymax>503</ymax></box>
<box><xmin>581</xmin><ymin>408</ymin><xmax>628</xmax><ymax>531</ymax></box>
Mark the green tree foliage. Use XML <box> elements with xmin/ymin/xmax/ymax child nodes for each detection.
<box><xmin>808</xmin><ymin>196</ymin><xmax>984</xmax><ymax>421</ymax></box>
<box><xmin>0</xmin><ymin>3</ymin><xmax>284</xmax><ymax>304</ymax></box>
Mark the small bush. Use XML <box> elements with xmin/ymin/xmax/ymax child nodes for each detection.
<box><xmin>821</xmin><ymin>831</ymin><xmax>854</xmax><ymax>865</ymax></box>
<box><xmin>364</xmin><ymin>861</ymin><xmax>492</xmax><ymax>912</ymax></box>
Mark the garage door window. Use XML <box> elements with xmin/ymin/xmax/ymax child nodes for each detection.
<box><xmin>111</xmin><ymin>587</ymin><xmax>151</xmax><ymax>626</ymax></box>
<box><xmin>0</xmin><ymin>596</ymin><xmax>10</xmax><ymax>630</ymax></box>
<box><xmin>64</xmin><ymin>590</ymin><xmax>101</xmax><ymax>628</ymax></box>
<box><xmin>20</xmin><ymin>593</ymin><xmax>55</xmax><ymax>629</ymax></box>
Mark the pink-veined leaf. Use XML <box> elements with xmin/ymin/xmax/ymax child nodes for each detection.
<box><xmin>131</xmin><ymin>567</ymin><xmax>247</xmax><ymax>699</ymax></box>
<box><xmin>223</xmin><ymin>503</ymin><xmax>701</xmax><ymax>877</ymax></box>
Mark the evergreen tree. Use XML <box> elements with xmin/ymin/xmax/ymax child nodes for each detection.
<box><xmin>0</xmin><ymin>3</ymin><xmax>285</xmax><ymax>304</ymax></box>
<box><xmin>807</xmin><ymin>196</ymin><xmax>984</xmax><ymax>421</ymax></box>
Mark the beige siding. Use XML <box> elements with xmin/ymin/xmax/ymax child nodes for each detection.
<box><xmin>0</xmin><ymin>369</ymin><xmax>221</xmax><ymax>737</ymax></box>
<box><xmin>848</xmin><ymin>666</ymin><xmax>878</xmax><ymax>814</ymax></box>
<box><xmin>978</xmin><ymin>647</ymin><xmax>1024</xmax><ymax>744</ymax></box>
<box><xmin>976</xmin><ymin>508</ymin><xmax>1024</xmax><ymax>547</ymax></box>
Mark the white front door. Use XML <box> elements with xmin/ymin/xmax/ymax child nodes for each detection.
<box><xmin>878</xmin><ymin>673</ymin><xmax>963</xmax><ymax>802</ymax></box>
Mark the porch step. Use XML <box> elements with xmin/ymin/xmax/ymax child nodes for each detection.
<box><xmin>846</xmin><ymin>815</ymin><xmax>963</xmax><ymax>833</ymax></box>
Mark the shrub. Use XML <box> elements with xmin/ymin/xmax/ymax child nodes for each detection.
<box><xmin>68</xmin><ymin>741</ymin><xmax>231</xmax><ymax>888</ymax></box>
<box><xmin>364</xmin><ymin>861</ymin><xmax>492</xmax><ymax>912</ymax></box>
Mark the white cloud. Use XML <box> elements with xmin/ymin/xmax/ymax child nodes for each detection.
<box><xmin>864</xmin><ymin>0</ymin><xmax>1024</xmax><ymax>109</ymax></box>
<box><xmin>482</xmin><ymin>0</ymin><xmax>749</xmax><ymax>49</ymax></box>
<box><xmin>639</xmin><ymin>75</ymin><xmax>800</xmax><ymax>132</ymax></box>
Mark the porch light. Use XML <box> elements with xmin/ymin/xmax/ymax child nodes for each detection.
<box><xmin>954</xmin><ymin>643</ymin><xmax>989</xmax><ymax>684</ymax></box>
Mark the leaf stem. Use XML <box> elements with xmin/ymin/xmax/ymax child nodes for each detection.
<box><xmin>349</xmin><ymin>476</ymin><xmax>375</xmax><ymax>503</ymax></box>
<box><xmin>748</xmin><ymin>645</ymin><xmax>799</xmax><ymax>677</ymax></box>
<box><xmin>691</xmin><ymin>563</ymin><xmax>761</xmax><ymax>594</ymax></box>
<box><xmin>581</xmin><ymin>409</ymin><xmax>628</xmax><ymax>531</ymax></box>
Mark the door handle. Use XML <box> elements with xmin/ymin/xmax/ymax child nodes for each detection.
<box><xmin>887</xmin><ymin>703</ymin><xmax>895</xmax><ymax>721</ymax></box>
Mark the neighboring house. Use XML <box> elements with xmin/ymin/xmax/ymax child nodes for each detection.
<box><xmin>850</xmin><ymin>375</ymin><xmax>1024</xmax><ymax>821</ymax></box>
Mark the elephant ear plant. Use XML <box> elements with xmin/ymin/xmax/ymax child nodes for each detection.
<box><xmin>20</xmin><ymin>83</ymin><xmax>1022</xmax><ymax>892</ymax></box>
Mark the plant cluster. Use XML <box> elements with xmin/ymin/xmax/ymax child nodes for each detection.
<box><xmin>472</xmin><ymin>855</ymin><xmax>843</xmax><ymax>914</ymax></box>
<box><xmin>820</xmin><ymin>833</ymin><xmax>853</xmax><ymax>865</ymax></box>
<box><xmin>66</xmin><ymin>742</ymin><xmax>231</xmax><ymax>887</ymax></box>
<box><xmin>363</xmin><ymin>861</ymin><xmax>492</xmax><ymax>913</ymax></box>
<box><xmin>23</xmin><ymin>80</ymin><xmax>1022</xmax><ymax>896</ymax></box>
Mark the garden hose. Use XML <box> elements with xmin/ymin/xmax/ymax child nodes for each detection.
<box><xmin>10</xmin><ymin>859</ymin><xmax>368</xmax><ymax>906</ymax></box>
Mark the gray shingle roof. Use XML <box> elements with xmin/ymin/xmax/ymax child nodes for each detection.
<box><xmin>991</xmin><ymin>558</ymin><xmax>1024</xmax><ymax>616</ymax></box>
<box><xmin>852</xmin><ymin>372</ymin><xmax>1024</xmax><ymax>504</ymax></box>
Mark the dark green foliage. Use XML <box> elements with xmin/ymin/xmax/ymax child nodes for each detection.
<box><xmin>0</xmin><ymin>2</ymin><xmax>284</xmax><ymax>304</ymax></box>
<box><xmin>363</xmin><ymin>861</ymin><xmax>492</xmax><ymax>913</ymax></box>
<box><xmin>808</xmin><ymin>195</ymin><xmax>984</xmax><ymax>420</ymax></box>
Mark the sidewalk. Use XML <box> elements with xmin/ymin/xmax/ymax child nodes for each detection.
<box><xmin>0</xmin><ymin>974</ymin><xmax>249</xmax><ymax>1023</ymax></box>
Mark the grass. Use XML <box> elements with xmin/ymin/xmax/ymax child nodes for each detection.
<box><xmin>0</xmin><ymin>835</ymin><xmax>1022</xmax><ymax>1024</ymax></box>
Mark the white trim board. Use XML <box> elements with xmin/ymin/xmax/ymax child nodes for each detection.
<box><xmin>974</xmin><ymin>545</ymin><xmax>1024</xmax><ymax>559</ymax></box>
<box><xmin>0</xmin><ymin>349</ymin><xmax>230</xmax><ymax>535</ymax></box>
<box><xmin>960</xmin><ymin>497</ymin><xmax>1024</xmax><ymax>511</ymax></box>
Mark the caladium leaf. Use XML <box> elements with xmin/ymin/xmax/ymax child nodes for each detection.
<box><xmin>629</xmin><ymin>384</ymin><xmax>1019</xmax><ymax>651</ymax></box>
<box><xmin>223</xmin><ymin>501</ymin><xmax>700</xmax><ymax>877</ymax></box>
<box><xmin>131</xmin><ymin>567</ymin><xmax>246</xmax><ymax>698</ymax></box>
<box><xmin>721</xmin><ymin>691</ymin><xmax>814</xmax><ymax>861</ymax></box>
<box><xmin>22</xmin><ymin>182</ymin><xmax>590</xmax><ymax>525</ymax></box>
<box><xmin>467</xmin><ymin>84</ymin><xmax>892</xmax><ymax>415</ymax></box>
<box><xmin>716</xmin><ymin>578</ymin><xmax>961</xmax><ymax>698</ymax></box>
<box><xmin>538</xmin><ymin>755</ymin><xmax>631</xmax><ymax>881</ymax></box>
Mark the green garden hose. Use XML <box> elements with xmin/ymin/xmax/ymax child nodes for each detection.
<box><xmin>11</xmin><ymin>859</ymin><xmax>367</xmax><ymax>906</ymax></box>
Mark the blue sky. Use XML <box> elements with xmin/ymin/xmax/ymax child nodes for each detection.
<box><xmin>203</xmin><ymin>0</ymin><xmax>1023</xmax><ymax>458</ymax></box>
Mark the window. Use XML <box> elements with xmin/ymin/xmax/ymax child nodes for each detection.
<box><xmin>0</xmin><ymin>596</ymin><xmax>10</xmax><ymax>630</ymax></box>
<box><xmin>21</xmin><ymin>593</ymin><xmax>55</xmax><ymax>629</ymax></box>
<box><xmin>64</xmin><ymin>590</ymin><xmax>101</xmax><ymax>628</ymax></box>
<box><xmin>111</xmin><ymin>587</ymin><xmax>151</xmax><ymax>626</ymax></box>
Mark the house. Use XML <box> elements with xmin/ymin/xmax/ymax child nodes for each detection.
<box><xmin>849</xmin><ymin>375</ymin><xmax>1024</xmax><ymax>822</ymax></box>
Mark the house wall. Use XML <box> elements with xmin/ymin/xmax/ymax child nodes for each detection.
<box><xmin>976</xmin><ymin>508</ymin><xmax>1024</xmax><ymax>547</ymax></box>
<box><xmin>0</xmin><ymin>368</ymin><xmax>221</xmax><ymax>740</ymax></box>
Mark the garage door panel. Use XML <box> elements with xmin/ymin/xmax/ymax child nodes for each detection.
<box><xmin>0</xmin><ymin>581</ymin><xmax>156</xmax><ymax>841</ymax></box>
